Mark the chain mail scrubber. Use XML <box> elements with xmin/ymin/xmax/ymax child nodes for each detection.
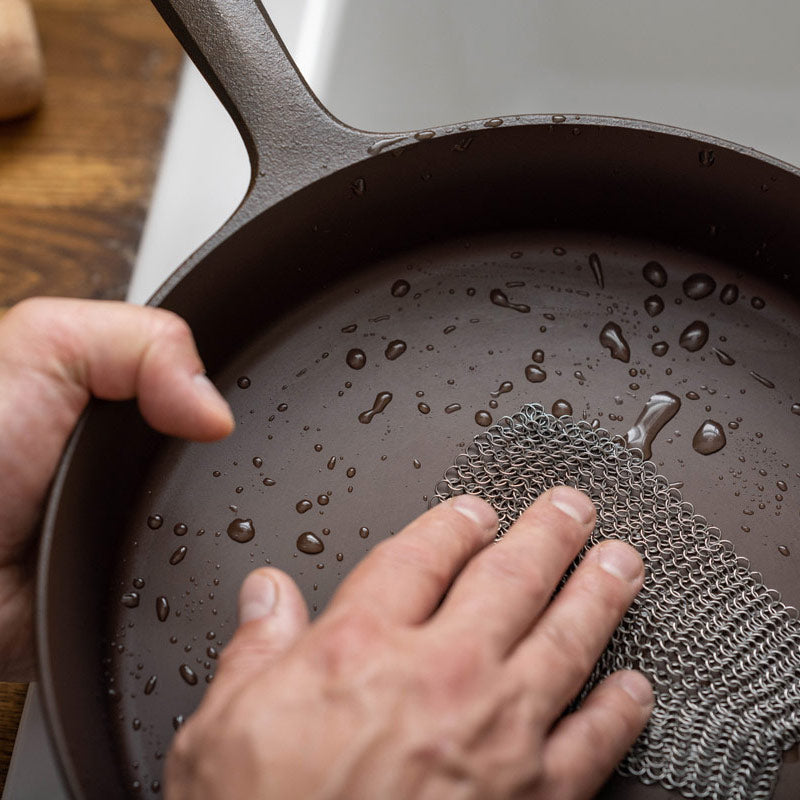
<box><xmin>431</xmin><ymin>403</ymin><xmax>800</xmax><ymax>800</ymax></box>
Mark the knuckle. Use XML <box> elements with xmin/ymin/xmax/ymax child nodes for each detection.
<box><xmin>150</xmin><ymin>308</ymin><xmax>193</xmax><ymax>344</ymax></box>
<box><xmin>377</xmin><ymin>536</ymin><xmax>455</xmax><ymax>589</ymax></box>
<box><xmin>313</xmin><ymin>610</ymin><xmax>382</xmax><ymax>676</ymax></box>
<box><xmin>538</xmin><ymin>621</ymin><xmax>594</xmax><ymax>684</ymax></box>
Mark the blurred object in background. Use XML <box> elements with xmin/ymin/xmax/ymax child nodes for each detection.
<box><xmin>0</xmin><ymin>0</ymin><xmax>45</xmax><ymax>120</ymax></box>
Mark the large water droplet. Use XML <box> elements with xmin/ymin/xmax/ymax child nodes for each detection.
<box><xmin>679</xmin><ymin>321</ymin><xmax>709</xmax><ymax>352</ymax></box>
<box><xmin>297</xmin><ymin>532</ymin><xmax>324</xmax><ymax>554</ymax></box>
<box><xmin>147</xmin><ymin>515</ymin><xmax>163</xmax><ymax>530</ymax></box>
<box><xmin>475</xmin><ymin>411</ymin><xmax>493</xmax><ymax>427</ymax></box>
<box><xmin>121</xmin><ymin>592</ymin><xmax>140</xmax><ymax>608</ymax></box>
<box><xmin>227</xmin><ymin>518</ymin><xmax>255</xmax><ymax>543</ymax></box>
<box><xmin>391</xmin><ymin>279</ymin><xmax>410</xmax><ymax>297</ymax></box>
<box><xmin>642</xmin><ymin>261</ymin><xmax>667</xmax><ymax>288</ymax></box>
<box><xmin>358</xmin><ymin>391</ymin><xmax>393</xmax><ymax>423</ymax></box>
<box><xmin>385</xmin><ymin>340</ymin><xmax>406</xmax><ymax>360</ymax></box>
<box><xmin>599</xmin><ymin>322</ymin><xmax>630</xmax><ymax>363</ymax></box>
<box><xmin>719</xmin><ymin>284</ymin><xmax>739</xmax><ymax>305</ymax></box>
<box><xmin>652</xmin><ymin>341</ymin><xmax>669</xmax><ymax>357</ymax></box>
<box><xmin>644</xmin><ymin>295</ymin><xmax>664</xmax><ymax>317</ymax></box>
<box><xmin>625</xmin><ymin>391</ymin><xmax>682</xmax><ymax>459</ymax></box>
<box><xmin>346</xmin><ymin>349</ymin><xmax>366</xmax><ymax>370</ymax></box>
<box><xmin>525</xmin><ymin>365</ymin><xmax>547</xmax><ymax>383</ymax></box>
<box><xmin>489</xmin><ymin>288</ymin><xmax>529</xmax><ymax>313</ymax></box>
<box><xmin>683</xmin><ymin>273</ymin><xmax>716</xmax><ymax>300</ymax></box>
<box><xmin>552</xmin><ymin>399</ymin><xmax>573</xmax><ymax>417</ymax></box>
<box><xmin>692</xmin><ymin>420</ymin><xmax>726</xmax><ymax>455</ymax></box>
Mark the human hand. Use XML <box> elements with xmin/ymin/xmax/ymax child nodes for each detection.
<box><xmin>0</xmin><ymin>297</ymin><xmax>234</xmax><ymax>680</ymax></box>
<box><xmin>167</xmin><ymin>487</ymin><xmax>653</xmax><ymax>800</ymax></box>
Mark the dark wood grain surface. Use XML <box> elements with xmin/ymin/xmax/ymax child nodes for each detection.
<box><xmin>0</xmin><ymin>0</ymin><xmax>181</xmax><ymax>791</ymax></box>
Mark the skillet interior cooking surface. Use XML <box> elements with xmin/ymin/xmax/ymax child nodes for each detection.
<box><xmin>101</xmin><ymin>228</ymin><xmax>800</xmax><ymax>796</ymax></box>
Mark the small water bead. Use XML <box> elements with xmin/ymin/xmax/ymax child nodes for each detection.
<box><xmin>132</xmin><ymin>718</ymin><xmax>141</xmax><ymax>731</ymax></box>
<box><xmin>322</xmin><ymin>528</ymin><xmax>331</xmax><ymax>536</ymax></box>
<box><xmin>652</xmin><ymin>342</ymin><xmax>669</xmax><ymax>357</ymax></box>
<box><xmin>712</xmin><ymin>348</ymin><xmax>735</xmax><ymax>366</ymax></box>
<box><xmin>525</xmin><ymin>365</ymin><xmax>547</xmax><ymax>383</ymax></box>
<box><xmin>359</xmin><ymin>527</ymin><xmax>370</xmax><ymax>539</ymax></box>
<box><xmin>475</xmin><ymin>411</ymin><xmax>493</xmax><ymax>427</ymax></box>
<box><xmin>296</xmin><ymin>500</ymin><xmax>312</xmax><ymax>513</ymax></box>
<box><xmin>489</xmin><ymin>400</ymin><xmax>498</xmax><ymax>409</ymax></box>
<box><xmin>277</xmin><ymin>403</ymin><xmax>288</xmax><ymax>412</ymax></box>
<box><xmin>179</xmin><ymin>664</ymin><xmax>198</xmax><ymax>686</ymax></box>
<box><xmin>531</xmin><ymin>350</ymin><xmax>545</xmax><ymax>364</ymax></box>
<box><xmin>443</xmin><ymin>325</ymin><xmax>456</xmax><ymax>335</ymax></box>
<box><xmin>336</xmin><ymin>553</ymin><xmax>344</xmax><ymax>562</ymax></box>
<box><xmin>346</xmin><ymin>349</ymin><xmax>366</xmax><ymax>370</ymax></box>
<box><xmin>484</xmin><ymin>118</ymin><xmax>503</xmax><ymax>128</ymax></box>
<box><xmin>346</xmin><ymin>467</ymin><xmax>356</xmax><ymax>478</ymax></box>
<box><xmin>358</xmin><ymin>392</ymin><xmax>393</xmax><ymax>423</ymax></box>
<box><xmin>599</xmin><ymin>322</ymin><xmax>630</xmax><ymax>363</ymax></box>
<box><xmin>466</xmin><ymin>287</ymin><xmax>476</xmax><ymax>297</ymax></box>
<box><xmin>147</xmin><ymin>515</ymin><xmax>163</xmax><ymax>530</ymax></box>
<box><xmin>236</xmin><ymin>376</ymin><xmax>251</xmax><ymax>389</ymax></box>
<box><xmin>169</xmin><ymin>547</ymin><xmax>187</xmax><ymax>565</ymax></box>
<box><xmin>574</xmin><ymin>371</ymin><xmax>586</xmax><ymax>383</ymax></box>
<box><xmin>297</xmin><ymin>533</ymin><xmax>324</xmax><ymax>554</ymax></box>
<box><xmin>144</xmin><ymin>676</ymin><xmax>157</xmax><ymax>695</ymax></box>
<box><xmin>385</xmin><ymin>340</ymin><xmax>406</xmax><ymax>360</ymax></box>
<box><xmin>642</xmin><ymin>261</ymin><xmax>667</xmax><ymax>288</ymax></box>
<box><xmin>644</xmin><ymin>295</ymin><xmax>664</xmax><ymax>317</ymax></box>
<box><xmin>132</xmin><ymin>577</ymin><xmax>145</xmax><ymax>589</ymax></box>
<box><xmin>629</xmin><ymin>383</ymin><xmax>640</xmax><ymax>391</ymax></box>
<box><xmin>779</xmin><ymin>545</ymin><xmax>791</xmax><ymax>557</ymax></box>
<box><xmin>225</xmin><ymin>518</ymin><xmax>254</xmax><ymax>545</ymax></box>
<box><xmin>692</xmin><ymin>420</ymin><xmax>727</xmax><ymax>455</ymax></box>
<box><xmin>263</xmin><ymin>477</ymin><xmax>276</xmax><ymax>486</ymax></box>
<box><xmin>444</xmin><ymin>403</ymin><xmax>462</xmax><ymax>414</ymax></box>
<box><xmin>679</xmin><ymin>320</ymin><xmax>709</xmax><ymax>352</ymax></box>
<box><xmin>156</xmin><ymin>596</ymin><xmax>169</xmax><ymax>622</ymax></box>
<box><xmin>728</xmin><ymin>421</ymin><xmax>739</xmax><ymax>430</ymax></box>
<box><xmin>390</xmin><ymin>279</ymin><xmax>410</xmax><ymax>297</ymax></box>
<box><xmin>412</xmin><ymin>459</ymin><xmax>421</xmax><ymax>469</ymax></box>
<box><xmin>792</xmin><ymin>403</ymin><xmax>800</xmax><ymax>416</ymax></box>
<box><xmin>751</xmin><ymin>297</ymin><xmax>766</xmax><ymax>309</ymax></box>
<box><xmin>778</xmin><ymin>480</ymin><xmax>789</xmax><ymax>492</ymax></box>
<box><xmin>489</xmin><ymin>288</ymin><xmax>530</xmax><ymax>313</ymax></box>
<box><xmin>317</xmin><ymin>495</ymin><xmax>329</xmax><ymax>506</ymax></box>
<box><xmin>698</xmin><ymin>149</ymin><xmax>715</xmax><ymax>167</ymax></box>
<box><xmin>553</xmin><ymin>246</ymin><xmax>566</xmax><ymax>256</ymax></box>
<box><xmin>683</xmin><ymin>273</ymin><xmax>716</xmax><ymax>300</ymax></box>
<box><xmin>750</xmin><ymin>371</ymin><xmax>775</xmax><ymax>389</ymax></box>
<box><xmin>212</xmin><ymin>470</ymin><xmax>221</xmax><ymax>477</ymax></box>
<box><xmin>121</xmin><ymin>592</ymin><xmax>140</xmax><ymax>609</ymax></box>
<box><xmin>490</xmin><ymin>381</ymin><xmax>514</xmax><ymax>398</ymax></box>
<box><xmin>552</xmin><ymin>399</ymin><xmax>573</xmax><ymax>417</ymax></box>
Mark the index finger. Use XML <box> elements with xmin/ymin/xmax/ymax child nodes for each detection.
<box><xmin>327</xmin><ymin>495</ymin><xmax>497</xmax><ymax>625</ymax></box>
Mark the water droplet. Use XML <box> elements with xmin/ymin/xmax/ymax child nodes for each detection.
<box><xmin>686</xmin><ymin>391</ymin><xmax>700</xmax><ymax>400</ymax></box>
<box><xmin>719</xmin><ymin>284</ymin><xmax>739</xmax><ymax>305</ymax></box>
<box><xmin>263</xmin><ymin>477</ymin><xmax>276</xmax><ymax>486</ymax></box>
<box><xmin>132</xmin><ymin>577</ymin><xmax>145</xmax><ymax>589</ymax></box>
<box><xmin>644</xmin><ymin>295</ymin><xmax>664</xmax><ymax>317</ymax></box>
<box><xmin>553</xmin><ymin>246</ymin><xmax>566</xmax><ymax>256</ymax></box>
<box><xmin>683</xmin><ymin>273</ymin><xmax>716</xmax><ymax>300</ymax></box>
<box><xmin>236</xmin><ymin>376</ymin><xmax>251</xmax><ymax>389</ymax></box>
<box><xmin>588</xmin><ymin>253</ymin><xmax>604</xmax><ymax>289</ymax></box>
<box><xmin>778</xmin><ymin>480</ymin><xmax>788</xmax><ymax>492</ymax></box>
<box><xmin>414</xmin><ymin>130</ymin><xmax>435</xmax><ymax>141</ymax></box>
<box><xmin>346</xmin><ymin>467</ymin><xmax>356</xmax><ymax>478</ymax></box>
<box><xmin>551</xmin><ymin>114</ymin><xmax>566</xmax><ymax>124</ymax></box>
<box><xmin>341</xmin><ymin>323</ymin><xmax>357</xmax><ymax>333</ymax></box>
<box><xmin>574</xmin><ymin>371</ymin><xmax>586</xmax><ymax>383</ymax></box>
<box><xmin>412</xmin><ymin>458</ymin><xmax>421</xmax><ymax>469</ymax></box>
<box><xmin>350</xmin><ymin>177</ymin><xmax>366</xmax><ymax>197</ymax></box>
<box><xmin>358</xmin><ymin>526</ymin><xmax>370</xmax><ymax>539</ymax></box>
<box><xmin>712</xmin><ymin>347</ymin><xmax>735</xmax><ymax>366</ymax></box>
<box><xmin>490</xmin><ymin>381</ymin><xmax>514</xmax><ymax>398</ymax></box>
<box><xmin>169</xmin><ymin>547</ymin><xmax>187</xmax><ymax>565</ymax></box>
<box><xmin>367</xmin><ymin>135</ymin><xmax>406</xmax><ymax>155</ymax></box>
<box><xmin>642</xmin><ymin>261</ymin><xmax>667</xmax><ymax>288</ymax></box>
<box><xmin>147</xmin><ymin>515</ymin><xmax>163</xmax><ymax>530</ymax></box>
<box><xmin>358</xmin><ymin>391</ymin><xmax>393</xmax><ymax>423</ymax></box>
<box><xmin>443</xmin><ymin>325</ymin><xmax>456</xmax><ymax>335</ymax></box>
<box><xmin>390</xmin><ymin>279</ymin><xmax>410</xmax><ymax>297</ymax></box>
<box><xmin>132</xmin><ymin>718</ymin><xmax>141</xmax><ymax>731</ymax></box>
<box><xmin>625</xmin><ymin>391</ymin><xmax>682</xmax><ymax>459</ymax></box>
<box><xmin>295</xmin><ymin>500</ymin><xmax>312</xmax><ymax>514</ymax></box>
<box><xmin>227</xmin><ymin>518</ymin><xmax>255</xmax><ymax>543</ymax></box>
<box><xmin>277</xmin><ymin>403</ymin><xmax>288</xmax><ymax>412</ymax></box>
<box><xmin>599</xmin><ymin>322</ymin><xmax>630</xmax><ymax>363</ymax></box>
<box><xmin>384</xmin><ymin>339</ymin><xmax>406</xmax><ymax>360</ymax></box>
<box><xmin>489</xmin><ymin>288</ymin><xmax>529</xmax><ymax>313</ymax></box>
<box><xmin>792</xmin><ymin>403</ymin><xmax>800</xmax><ymax>416</ymax></box>
<box><xmin>750</xmin><ymin>371</ymin><xmax>775</xmax><ymax>389</ymax></box>
<box><xmin>699</xmin><ymin>149</ymin><xmax>715</xmax><ymax>167</ymax></box>
<box><xmin>484</xmin><ymin>118</ymin><xmax>503</xmax><ymax>128</ymax></box>
<box><xmin>317</xmin><ymin>494</ymin><xmax>329</xmax><ymax>506</ymax></box>
<box><xmin>679</xmin><ymin>320</ymin><xmax>709</xmax><ymax>352</ymax></box>
<box><xmin>346</xmin><ymin>348</ymin><xmax>366</xmax><ymax>370</ymax></box>
<box><xmin>121</xmin><ymin>592</ymin><xmax>140</xmax><ymax>608</ymax></box>
<box><xmin>336</xmin><ymin>553</ymin><xmax>344</xmax><ymax>562</ymax></box>
<box><xmin>552</xmin><ymin>399</ymin><xmax>573</xmax><ymax>417</ymax></box>
<box><xmin>652</xmin><ymin>341</ymin><xmax>669</xmax><ymax>357</ymax></box>
<box><xmin>313</xmin><ymin>444</ymin><xmax>323</xmax><ymax>453</ymax></box>
<box><xmin>156</xmin><ymin>596</ymin><xmax>170</xmax><ymax>622</ymax></box>
<box><xmin>475</xmin><ymin>411</ymin><xmax>493</xmax><ymax>426</ymax></box>
<box><xmin>297</xmin><ymin>532</ymin><xmax>324</xmax><ymax>554</ymax></box>
<box><xmin>179</xmin><ymin>664</ymin><xmax>198</xmax><ymax>686</ymax></box>
<box><xmin>751</xmin><ymin>296</ymin><xmax>766</xmax><ymax>309</ymax></box>
<box><xmin>525</xmin><ymin>365</ymin><xmax>547</xmax><ymax>383</ymax></box>
<box><xmin>779</xmin><ymin>545</ymin><xmax>791</xmax><ymax>557</ymax></box>
<box><xmin>692</xmin><ymin>419</ymin><xmax>727</xmax><ymax>455</ymax></box>
<box><xmin>144</xmin><ymin>675</ymin><xmax>157</xmax><ymax>695</ymax></box>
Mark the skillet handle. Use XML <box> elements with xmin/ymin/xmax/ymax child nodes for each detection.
<box><xmin>151</xmin><ymin>0</ymin><xmax>381</xmax><ymax>210</ymax></box>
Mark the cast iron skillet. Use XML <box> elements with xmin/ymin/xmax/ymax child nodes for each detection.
<box><xmin>38</xmin><ymin>0</ymin><xmax>800</xmax><ymax>797</ymax></box>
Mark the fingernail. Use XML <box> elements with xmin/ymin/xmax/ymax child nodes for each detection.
<box><xmin>193</xmin><ymin>373</ymin><xmax>234</xmax><ymax>420</ymax></box>
<box><xmin>451</xmin><ymin>494</ymin><xmax>497</xmax><ymax>530</ymax></box>
<box><xmin>595</xmin><ymin>541</ymin><xmax>643</xmax><ymax>583</ymax></box>
<box><xmin>615</xmin><ymin>670</ymin><xmax>654</xmax><ymax>707</ymax></box>
<box><xmin>548</xmin><ymin>486</ymin><xmax>595</xmax><ymax>525</ymax></box>
<box><xmin>239</xmin><ymin>571</ymin><xmax>277</xmax><ymax>624</ymax></box>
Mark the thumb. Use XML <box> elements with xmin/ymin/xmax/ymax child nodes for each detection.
<box><xmin>216</xmin><ymin>568</ymin><xmax>310</xmax><ymax>688</ymax></box>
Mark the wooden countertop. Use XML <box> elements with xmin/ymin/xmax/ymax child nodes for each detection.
<box><xmin>0</xmin><ymin>0</ymin><xmax>181</xmax><ymax>791</ymax></box>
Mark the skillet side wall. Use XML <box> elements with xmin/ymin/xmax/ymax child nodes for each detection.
<box><xmin>40</xmin><ymin>123</ymin><xmax>800</xmax><ymax>799</ymax></box>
